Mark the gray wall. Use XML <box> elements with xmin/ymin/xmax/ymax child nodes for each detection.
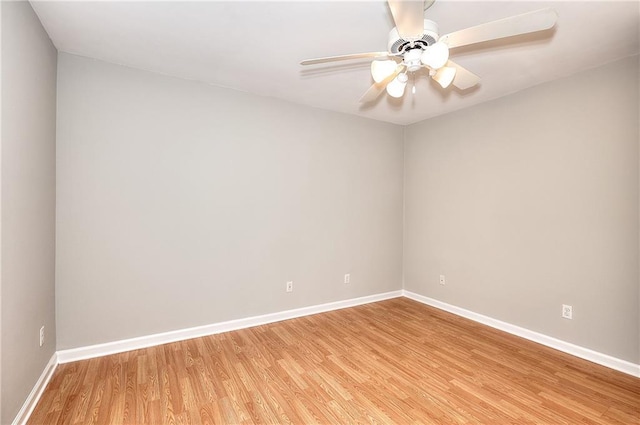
<box><xmin>1</xmin><ymin>1</ymin><xmax>57</xmax><ymax>423</ymax></box>
<box><xmin>55</xmin><ymin>53</ymin><xmax>404</xmax><ymax>350</ymax></box>
<box><xmin>404</xmin><ymin>56</ymin><xmax>639</xmax><ymax>363</ymax></box>
<box><xmin>1</xmin><ymin>2</ymin><xmax>4</xmax><ymax>420</ymax></box>
<box><xmin>1</xmin><ymin>3</ymin><xmax>3</xmax><ymax>420</ymax></box>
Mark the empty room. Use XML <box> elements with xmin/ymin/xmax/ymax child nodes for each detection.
<box><xmin>2</xmin><ymin>0</ymin><xmax>639</xmax><ymax>424</ymax></box>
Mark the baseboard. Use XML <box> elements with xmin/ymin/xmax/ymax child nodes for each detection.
<box><xmin>403</xmin><ymin>290</ymin><xmax>640</xmax><ymax>378</ymax></box>
<box><xmin>57</xmin><ymin>290</ymin><xmax>403</xmax><ymax>364</ymax></box>
<box><xmin>11</xmin><ymin>352</ymin><xmax>58</xmax><ymax>425</ymax></box>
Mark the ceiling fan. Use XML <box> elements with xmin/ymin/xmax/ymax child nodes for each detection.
<box><xmin>300</xmin><ymin>0</ymin><xmax>558</xmax><ymax>102</ymax></box>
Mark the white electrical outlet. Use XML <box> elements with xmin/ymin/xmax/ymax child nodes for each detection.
<box><xmin>39</xmin><ymin>326</ymin><xmax>45</xmax><ymax>347</ymax></box>
<box><xmin>344</xmin><ymin>273</ymin><xmax>350</xmax><ymax>284</ymax></box>
<box><xmin>439</xmin><ymin>275</ymin><xmax>446</xmax><ymax>285</ymax></box>
<box><xmin>562</xmin><ymin>304</ymin><xmax>573</xmax><ymax>319</ymax></box>
<box><xmin>286</xmin><ymin>281</ymin><xmax>293</xmax><ymax>292</ymax></box>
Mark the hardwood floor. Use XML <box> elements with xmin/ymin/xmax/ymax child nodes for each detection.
<box><xmin>28</xmin><ymin>298</ymin><xmax>639</xmax><ymax>424</ymax></box>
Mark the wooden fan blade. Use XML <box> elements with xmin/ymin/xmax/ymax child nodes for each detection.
<box><xmin>360</xmin><ymin>65</ymin><xmax>404</xmax><ymax>103</ymax></box>
<box><xmin>360</xmin><ymin>82</ymin><xmax>388</xmax><ymax>103</ymax></box>
<box><xmin>447</xmin><ymin>60</ymin><xmax>480</xmax><ymax>90</ymax></box>
<box><xmin>440</xmin><ymin>8</ymin><xmax>558</xmax><ymax>49</ymax></box>
<box><xmin>388</xmin><ymin>0</ymin><xmax>425</xmax><ymax>40</ymax></box>
<box><xmin>301</xmin><ymin>52</ymin><xmax>390</xmax><ymax>65</ymax></box>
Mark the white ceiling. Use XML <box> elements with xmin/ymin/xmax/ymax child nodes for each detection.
<box><xmin>31</xmin><ymin>0</ymin><xmax>639</xmax><ymax>125</ymax></box>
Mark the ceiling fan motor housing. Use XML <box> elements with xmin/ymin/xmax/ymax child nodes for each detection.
<box><xmin>388</xmin><ymin>19</ymin><xmax>439</xmax><ymax>54</ymax></box>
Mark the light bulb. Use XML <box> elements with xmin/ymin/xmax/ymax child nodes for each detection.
<box><xmin>421</xmin><ymin>41</ymin><xmax>449</xmax><ymax>70</ymax></box>
<box><xmin>386</xmin><ymin>73</ymin><xmax>408</xmax><ymax>98</ymax></box>
<box><xmin>432</xmin><ymin>66</ymin><xmax>457</xmax><ymax>89</ymax></box>
<box><xmin>371</xmin><ymin>60</ymin><xmax>398</xmax><ymax>83</ymax></box>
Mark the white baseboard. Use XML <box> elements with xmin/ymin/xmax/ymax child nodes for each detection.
<box><xmin>11</xmin><ymin>352</ymin><xmax>58</xmax><ymax>425</ymax></box>
<box><xmin>57</xmin><ymin>290</ymin><xmax>403</xmax><ymax>364</ymax></box>
<box><xmin>403</xmin><ymin>290</ymin><xmax>640</xmax><ymax>378</ymax></box>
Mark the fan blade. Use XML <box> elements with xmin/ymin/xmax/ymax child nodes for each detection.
<box><xmin>447</xmin><ymin>60</ymin><xmax>480</xmax><ymax>90</ymax></box>
<box><xmin>301</xmin><ymin>52</ymin><xmax>390</xmax><ymax>65</ymax></box>
<box><xmin>359</xmin><ymin>82</ymin><xmax>388</xmax><ymax>103</ymax></box>
<box><xmin>439</xmin><ymin>8</ymin><xmax>558</xmax><ymax>49</ymax></box>
<box><xmin>360</xmin><ymin>65</ymin><xmax>404</xmax><ymax>103</ymax></box>
<box><xmin>388</xmin><ymin>0</ymin><xmax>425</xmax><ymax>40</ymax></box>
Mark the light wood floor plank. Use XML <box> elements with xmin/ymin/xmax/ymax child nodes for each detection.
<box><xmin>28</xmin><ymin>298</ymin><xmax>640</xmax><ymax>424</ymax></box>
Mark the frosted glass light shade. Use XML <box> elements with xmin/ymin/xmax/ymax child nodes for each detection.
<box><xmin>386</xmin><ymin>73</ymin><xmax>408</xmax><ymax>98</ymax></box>
<box><xmin>433</xmin><ymin>66</ymin><xmax>457</xmax><ymax>88</ymax></box>
<box><xmin>371</xmin><ymin>60</ymin><xmax>398</xmax><ymax>83</ymax></box>
<box><xmin>421</xmin><ymin>42</ymin><xmax>449</xmax><ymax>70</ymax></box>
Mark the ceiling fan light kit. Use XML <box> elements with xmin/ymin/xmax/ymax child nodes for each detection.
<box><xmin>371</xmin><ymin>60</ymin><xmax>399</xmax><ymax>83</ymax></box>
<box><xmin>420</xmin><ymin>41</ymin><xmax>449</xmax><ymax>70</ymax></box>
<box><xmin>432</xmin><ymin>66</ymin><xmax>456</xmax><ymax>89</ymax></box>
<box><xmin>301</xmin><ymin>1</ymin><xmax>558</xmax><ymax>103</ymax></box>
<box><xmin>401</xmin><ymin>48</ymin><xmax>424</xmax><ymax>73</ymax></box>
<box><xmin>387</xmin><ymin>73</ymin><xmax>409</xmax><ymax>98</ymax></box>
